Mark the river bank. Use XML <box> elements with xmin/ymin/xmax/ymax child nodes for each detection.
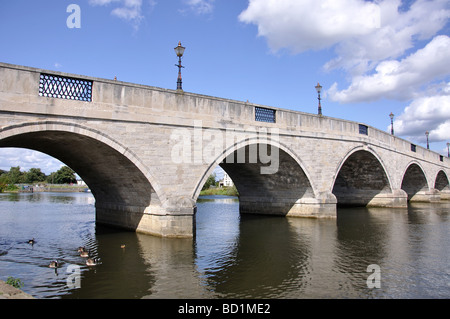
<box><xmin>0</xmin><ymin>280</ymin><xmax>34</xmax><ymax>299</ymax></box>
<box><xmin>3</xmin><ymin>184</ymin><xmax>90</xmax><ymax>193</ymax></box>
<box><xmin>200</xmin><ymin>186</ymin><xmax>238</xmax><ymax>197</ymax></box>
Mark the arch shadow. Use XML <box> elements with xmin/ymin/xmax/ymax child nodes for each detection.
<box><xmin>435</xmin><ymin>170</ymin><xmax>450</xmax><ymax>200</ymax></box>
<box><xmin>435</xmin><ymin>170</ymin><xmax>449</xmax><ymax>191</ymax></box>
<box><xmin>0</xmin><ymin>121</ymin><xmax>163</xmax><ymax>231</ymax></box>
<box><xmin>193</xmin><ymin>138</ymin><xmax>319</xmax><ymax>217</ymax></box>
<box><xmin>332</xmin><ymin>148</ymin><xmax>393</xmax><ymax>207</ymax></box>
<box><xmin>401</xmin><ymin>162</ymin><xmax>429</xmax><ymax>201</ymax></box>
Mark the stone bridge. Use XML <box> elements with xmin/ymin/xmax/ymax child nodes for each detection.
<box><xmin>0</xmin><ymin>62</ymin><xmax>449</xmax><ymax>238</ymax></box>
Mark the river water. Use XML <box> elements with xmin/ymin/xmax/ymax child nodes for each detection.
<box><xmin>0</xmin><ymin>192</ymin><xmax>449</xmax><ymax>299</ymax></box>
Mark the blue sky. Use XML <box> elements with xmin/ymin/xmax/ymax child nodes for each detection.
<box><xmin>0</xmin><ymin>0</ymin><xmax>449</xmax><ymax>175</ymax></box>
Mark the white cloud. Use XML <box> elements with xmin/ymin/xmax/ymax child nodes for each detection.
<box><xmin>433</xmin><ymin>121</ymin><xmax>450</xmax><ymax>141</ymax></box>
<box><xmin>240</xmin><ymin>0</ymin><xmax>450</xmax><ymax>94</ymax></box>
<box><xmin>239</xmin><ymin>0</ymin><xmax>381</xmax><ymax>54</ymax></box>
<box><xmin>325</xmin><ymin>0</ymin><xmax>450</xmax><ymax>74</ymax></box>
<box><xmin>180</xmin><ymin>0</ymin><xmax>215</xmax><ymax>15</ymax></box>
<box><xmin>240</xmin><ymin>0</ymin><xmax>449</xmax><ymax>72</ymax></box>
<box><xmin>89</xmin><ymin>0</ymin><xmax>145</xmax><ymax>29</ymax></box>
<box><xmin>0</xmin><ymin>149</ymin><xmax>64</xmax><ymax>175</ymax></box>
<box><xmin>89</xmin><ymin>0</ymin><xmax>120</xmax><ymax>5</ymax></box>
<box><xmin>328</xmin><ymin>35</ymin><xmax>450</xmax><ymax>103</ymax></box>
<box><xmin>391</xmin><ymin>89</ymin><xmax>450</xmax><ymax>142</ymax></box>
<box><xmin>240</xmin><ymin>0</ymin><xmax>450</xmax><ymax>146</ymax></box>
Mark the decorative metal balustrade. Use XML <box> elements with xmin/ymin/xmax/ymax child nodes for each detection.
<box><xmin>39</xmin><ymin>73</ymin><xmax>93</xmax><ymax>102</ymax></box>
<box><xmin>255</xmin><ymin>106</ymin><xmax>276</xmax><ymax>123</ymax></box>
<box><xmin>359</xmin><ymin>124</ymin><xmax>368</xmax><ymax>135</ymax></box>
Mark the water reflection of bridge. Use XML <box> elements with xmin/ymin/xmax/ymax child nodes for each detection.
<box><xmin>197</xmin><ymin>196</ymin><xmax>239</xmax><ymax>204</ymax></box>
<box><xmin>135</xmin><ymin>202</ymin><xmax>450</xmax><ymax>298</ymax></box>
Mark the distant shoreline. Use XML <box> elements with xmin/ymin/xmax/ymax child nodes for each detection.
<box><xmin>199</xmin><ymin>186</ymin><xmax>238</xmax><ymax>197</ymax></box>
<box><xmin>1</xmin><ymin>184</ymin><xmax>90</xmax><ymax>194</ymax></box>
<box><xmin>3</xmin><ymin>184</ymin><xmax>237</xmax><ymax>196</ymax></box>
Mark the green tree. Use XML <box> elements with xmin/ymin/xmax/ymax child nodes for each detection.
<box><xmin>23</xmin><ymin>168</ymin><xmax>46</xmax><ymax>184</ymax></box>
<box><xmin>0</xmin><ymin>169</ymin><xmax>10</xmax><ymax>184</ymax></box>
<box><xmin>0</xmin><ymin>168</ymin><xmax>19</xmax><ymax>192</ymax></box>
<box><xmin>202</xmin><ymin>173</ymin><xmax>217</xmax><ymax>191</ymax></box>
<box><xmin>51</xmin><ymin>166</ymin><xmax>77</xmax><ymax>184</ymax></box>
<box><xmin>8</xmin><ymin>166</ymin><xmax>24</xmax><ymax>184</ymax></box>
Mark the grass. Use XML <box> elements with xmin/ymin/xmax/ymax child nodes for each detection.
<box><xmin>200</xmin><ymin>186</ymin><xmax>239</xmax><ymax>197</ymax></box>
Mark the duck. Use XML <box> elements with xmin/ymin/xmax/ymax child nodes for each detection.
<box><xmin>86</xmin><ymin>258</ymin><xmax>99</xmax><ymax>266</ymax></box>
<box><xmin>77</xmin><ymin>246</ymin><xmax>86</xmax><ymax>253</ymax></box>
<box><xmin>27</xmin><ymin>238</ymin><xmax>35</xmax><ymax>245</ymax></box>
<box><xmin>80</xmin><ymin>249</ymin><xmax>90</xmax><ymax>258</ymax></box>
<box><xmin>48</xmin><ymin>260</ymin><xmax>59</xmax><ymax>268</ymax></box>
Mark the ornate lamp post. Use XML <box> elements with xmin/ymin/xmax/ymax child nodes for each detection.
<box><xmin>174</xmin><ymin>42</ymin><xmax>186</xmax><ymax>91</ymax></box>
<box><xmin>425</xmin><ymin>131</ymin><xmax>429</xmax><ymax>149</ymax></box>
<box><xmin>315</xmin><ymin>82</ymin><xmax>322</xmax><ymax>116</ymax></box>
<box><xmin>389</xmin><ymin>112</ymin><xmax>394</xmax><ymax>135</ymax></box>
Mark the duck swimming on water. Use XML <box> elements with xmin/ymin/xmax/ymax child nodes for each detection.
<box><xmin>28</xmin><ymin>238</ymin><xmax>35</xmax><ymax>245</ymax></box>
<box><xmin>48</xmin><ymin>260</ymin><xmax>58</xmax><ymax>268</ymax></box>
<box><xmin>77</xmin><ymin>246</ymin><xmax>86</xmax><ymax>253</ymax></box>
<box><xmin>86</xmin><ymin>258</ymin><xmax>99</xmax><ymax>266</ymax></box>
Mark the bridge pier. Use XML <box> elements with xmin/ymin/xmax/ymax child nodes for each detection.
<box><xmin>239</xmin><ymin>193</ymin><xmax>337</xmax><ymax>218</ymax></box>
<box><xmin>408</xmin><ymin>188</ymin><xmax>441</xmax><ymax>203</ymax></box>
<box><xmin>334</xmin><ymin>188</ymin><xmax>408</xmax><ymax>208</ymax></box>
<box><xmin>96</xmin><ymin>197</ymin><xmax>197</xmax><ymax>238</ymax></box>
<box><xmin>286</xmin><ymin>196</ymin><xmax>337</xmax><ymax>218</ymax></box>
<box><xmin>440</xmin><ymin>190</ymin><xmax>450</xmax><ymax>200</ymax></box>
<box><xmin>366</xmin><ymin>189</ymin><xmax>408</xmax><ymax>208</ymax></box>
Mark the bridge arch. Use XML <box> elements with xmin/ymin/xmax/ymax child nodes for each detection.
<box><xmin>401</xmin><ymin>162</ymin><xmax>429</xmax><ymax>201</ymax></box>
<box><xmin>193</xmin><ymin>138</ymin><xmax>319</xmax><ymax>216</ymax></box>
<box><xmin>332</xmin><ymin>147</ymin><xmax>393</xmax><ymax>207</ymax></box>
<box><xmin>435</xmin><ymin>170</ymin><xmax>449</xmax><ymax>191</ymax></box>
<box><xmin>0</xmin><ymin>121</ymin><xmax>165</xmax><ymax>230</ymax></box>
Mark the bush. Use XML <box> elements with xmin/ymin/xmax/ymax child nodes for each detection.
<box><xmin>200</xmin><ymin>186</ymin><xmax>239</xmax><ymax>197</ymax></box>
<box><xmin>0</xmin><ymin>183</ymin><xmax>19</xmax><ymax>193</ymax></box>
<box><xmin>6</xmin><ymin>276</ymin><xmax>24</xmax><ymax>289</ymax></box>
<box><xmin>201</xmin><ymin>174</ymin><xmax>217</xmax><ymax>191</ymax></box>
